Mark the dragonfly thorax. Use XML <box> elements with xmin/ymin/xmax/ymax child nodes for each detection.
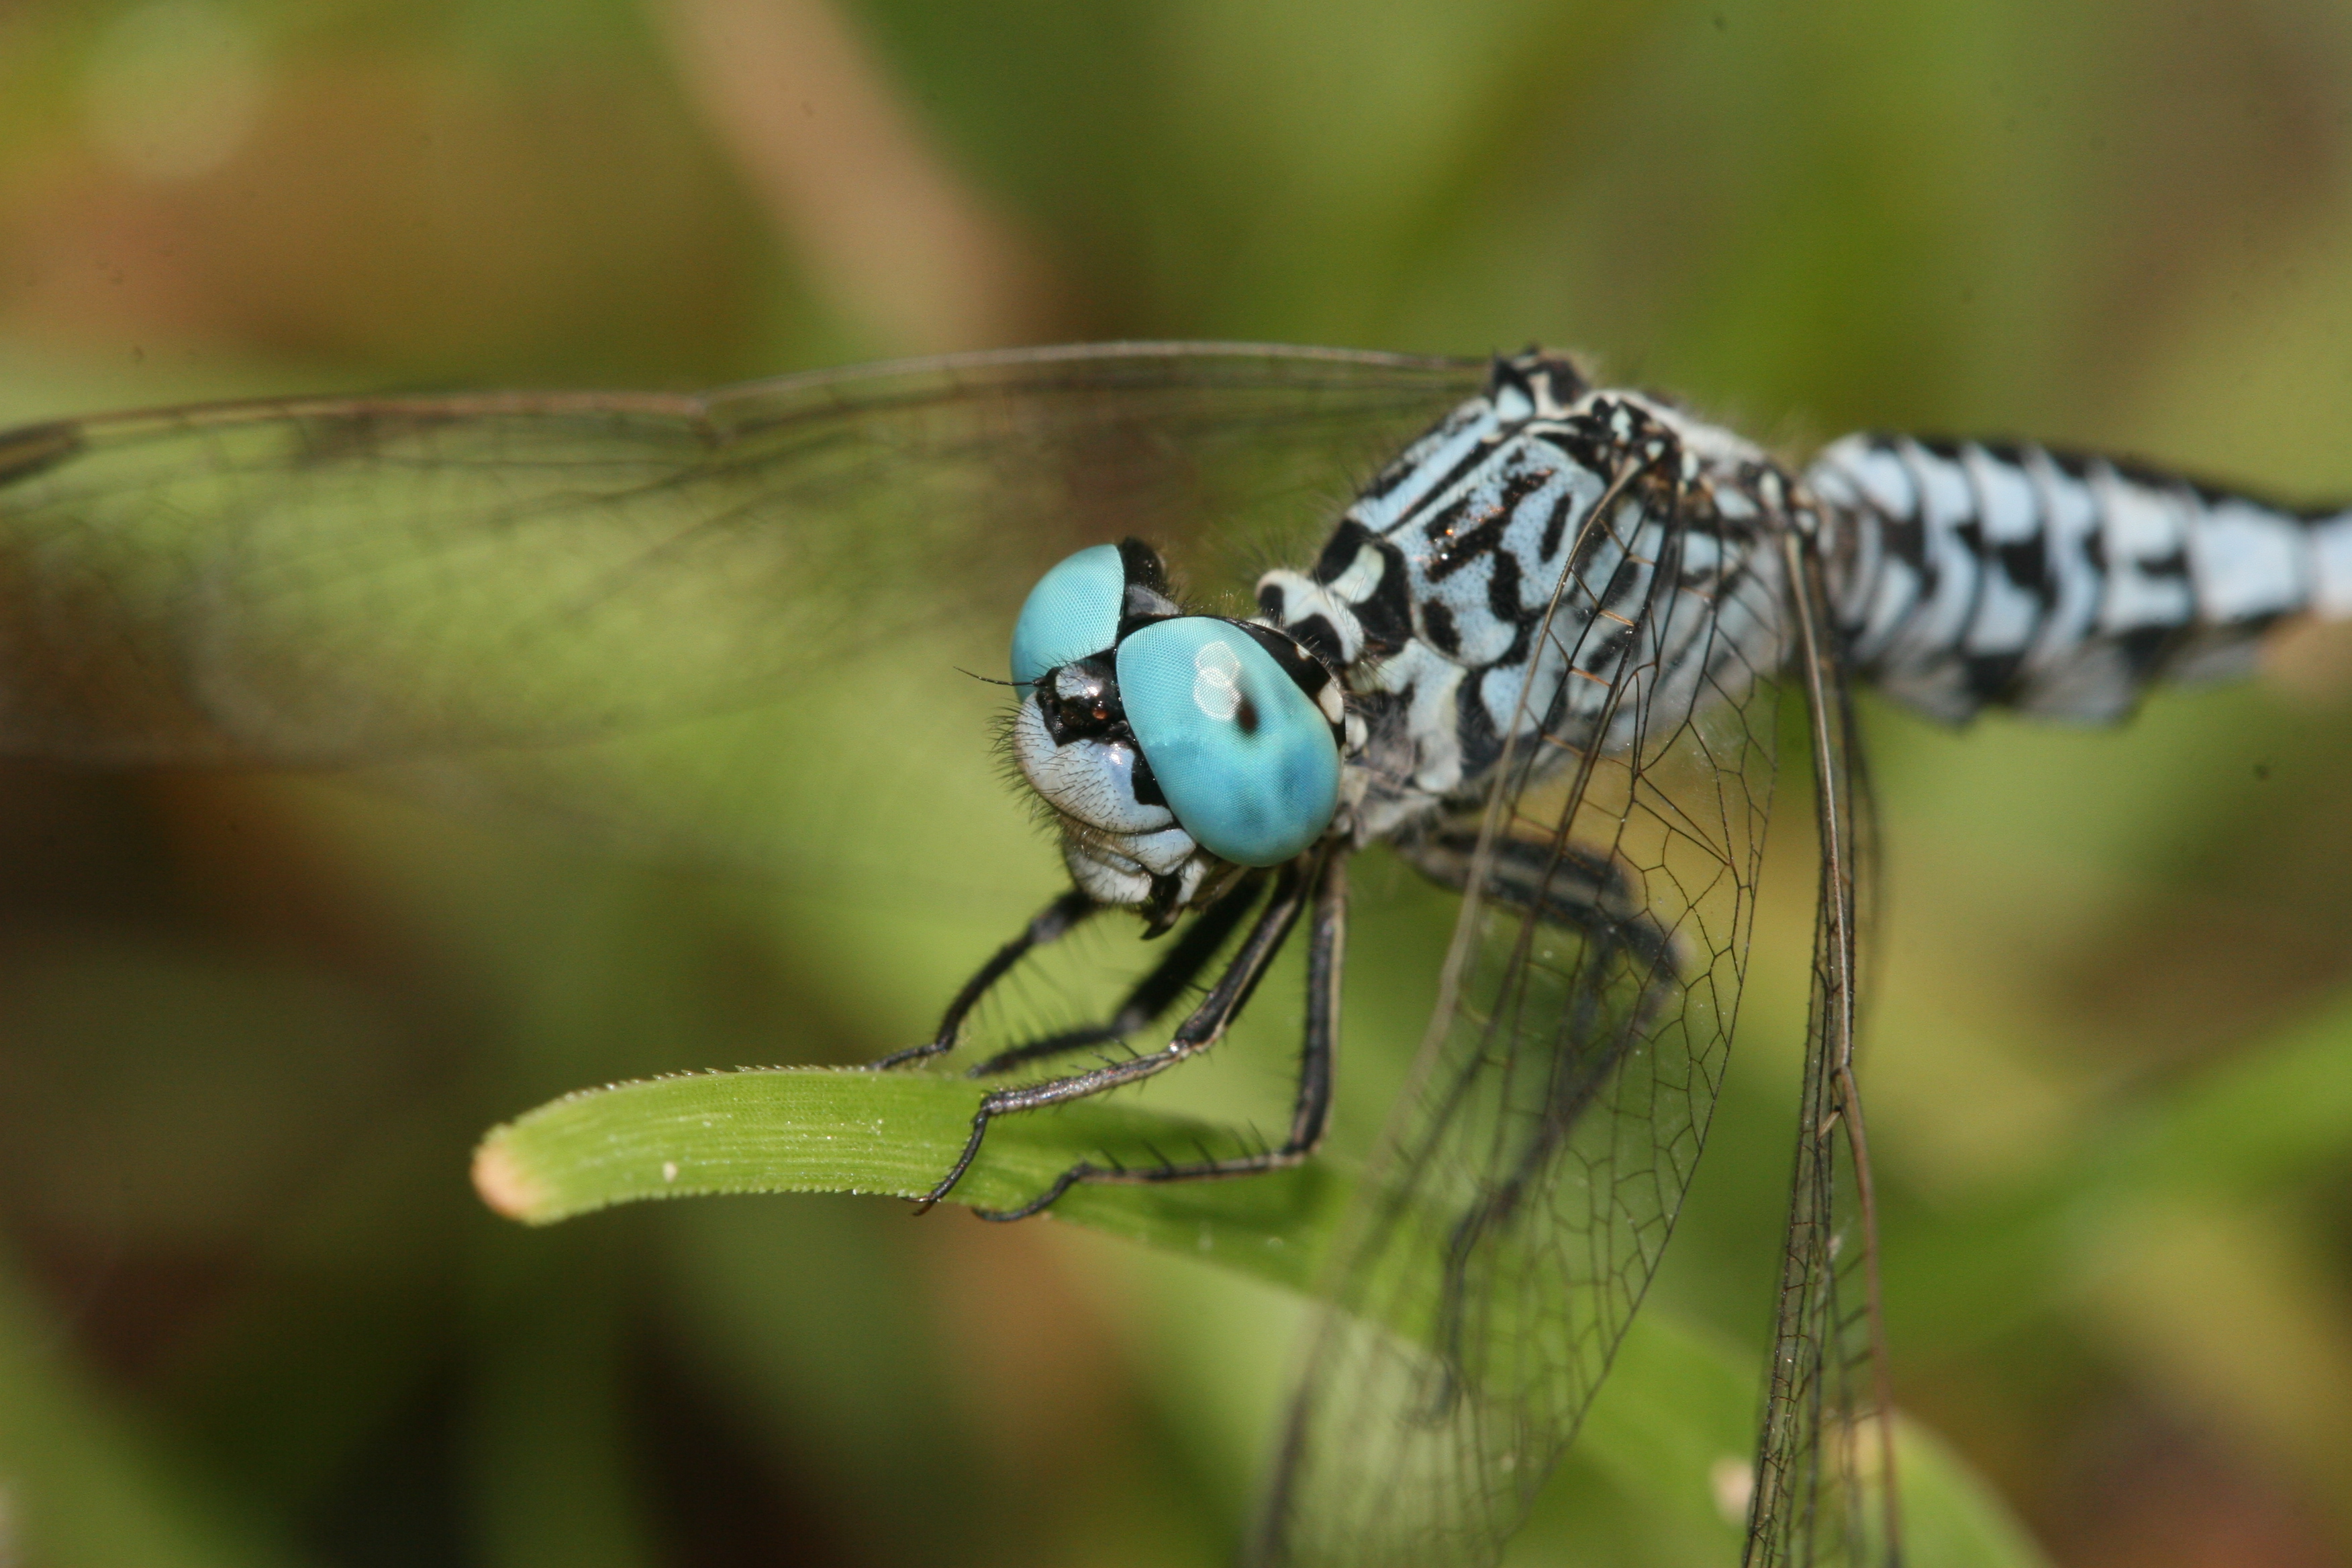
<box><xmin>1257</xmin><ymin>356</ymin><xmax>1797</xmax><ymax>842</ymax></box>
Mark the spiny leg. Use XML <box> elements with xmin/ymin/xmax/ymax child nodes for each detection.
<box><xmin>965</xmin><ymin>872</ymin><xmax>1267</xmax><ymax>1078</ymax></box>
<box><xmin>914</xmin><ymin>854</ymin><xmax>1320</xmax><ymax>1218</ymax></box>
<box><xmin>973</xmin><ymin>852</ymin><xmax>1349</xmax><ymax>1220</ymax></box>
<box><xmin>1397</xmin><ymin>828</ymin><xmax>1677</xmax><ymax>981</ymax></box>
<box><xmin>1057</xmin><ymin>845</ymin><xmax>1349</xmax><ymax>1192</ymax></box>
<box><xmin>866</xmin><ymin>888</ymin><xmax>1098</xmax><ymax>1071</ymax></box>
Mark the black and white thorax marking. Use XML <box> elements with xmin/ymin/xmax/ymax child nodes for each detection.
<box><xmin>1255</xmin><ymin>354</ymin><xmax>1796</xmax><ymax>846</ymax></box>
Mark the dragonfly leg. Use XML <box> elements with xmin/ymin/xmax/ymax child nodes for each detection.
<box><xmin>912</xmin><ymin>854</ymin><xmax>1322</xmax><ymax>1218</ymax></box>
<box><xmin>1026</xmin><ymin>847</ymin><xmax>1349</xmax><ymax>1191</ymax></box>
<box><xmin>865</xmin><ymin>889</ymin><xmax>1098</xmax><ymax>1069</ymax></box>
<box><xmin>1394</xmin><ymin>828</ymin><xmax>1678</xmax><ymax>981</ymax></box>
<box><xmin>964</xmin><ymin>872</ymin><xmax>1268</xmax><ymax>1078</ymax></box>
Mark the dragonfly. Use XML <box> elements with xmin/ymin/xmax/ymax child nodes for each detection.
<box><xmin>3</xmin><ymin>341</ymin><xmax>2345</xmax><ymax>1565</ymax></box>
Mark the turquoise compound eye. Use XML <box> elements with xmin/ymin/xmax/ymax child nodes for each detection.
<box><xmin>1114</xmin><ymin>619</ymin><xmax>1340</xmax><ymax>867</ymax></box>
<box><xmin>1010</xmin><ymin>544</ymin><xmax>1126</xmax><ymax>691</ymax></box>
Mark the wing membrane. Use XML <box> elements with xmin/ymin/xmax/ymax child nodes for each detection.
<box><xmin>0</xmin><ymin>342</ymin><xmax>1482</xmax><ymax>765</ymax></box>
<box><xmin>1253</xmin><ymin>470</ymin><xmax>1786</xmax><ymax>1565</ymax></box>
<box><xmin>0</xmin><ymin>339</ymin><xmax>1904</xmax><ymax>1557</ymax></box>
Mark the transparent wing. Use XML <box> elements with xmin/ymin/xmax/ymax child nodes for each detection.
<box><xmin>1743</xmin><ymin>534</ymin><xmax>1900</xmax><ymax>1566</ymax></box>
<box><xmin>0</xmin><ymin>342</ymin><xmax>1483</xmax><ymax>766</ymax></box>
<box><xmin>1251</xmin><ymin>471</ymin><xmax>1785</xmax><ymax>1565</ymax></box>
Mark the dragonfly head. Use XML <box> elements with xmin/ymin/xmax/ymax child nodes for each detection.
<box><xmin>1008</xmin><ymin>541</ymin><xmax>1346</xmax><ymax>926</ymax></box>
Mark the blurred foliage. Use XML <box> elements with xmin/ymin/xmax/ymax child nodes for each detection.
<box><xmin>2</xmin><ymin>0</ymin><xmax>2352</xmax><ymax>1564</ymax></box>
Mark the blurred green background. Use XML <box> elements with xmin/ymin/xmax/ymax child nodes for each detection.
<box><xmin>4</xmin><ymin>1</ymin><xmax>2352</xmax><ymax>1564</ymax></box>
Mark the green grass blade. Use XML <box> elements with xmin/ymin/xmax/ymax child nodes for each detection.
<box><xmin>473</xmin><ymin>1065</ymin><xmax>1351</xmax><ymax>1291</ymax></box>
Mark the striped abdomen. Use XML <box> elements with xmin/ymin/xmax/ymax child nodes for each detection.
<box><xmin>1807</xmin><ymin>434</ymin><xmax>2352</xmax><ymax>722</ymax></box>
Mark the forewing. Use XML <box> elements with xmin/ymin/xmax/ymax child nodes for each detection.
<box><xmin>1743</xmin><ymin>535</ymin><xmax>1900</xmax><ymax>1566</ymax></box>
<box><xmin>0</xmin><ymin>343</ymin><xmax>1483</xmax><ymax>766</ymax></box>
<box><xmin>1252</xmin><ymin>473</ymin><xmax>1785</xmax><ymax>1565</ymax></box>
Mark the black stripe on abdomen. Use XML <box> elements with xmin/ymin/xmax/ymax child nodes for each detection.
<box><xmin>1808</xmin><ymin>433</ymin><xmax>2352</xmax><ymax>723</ymax></box>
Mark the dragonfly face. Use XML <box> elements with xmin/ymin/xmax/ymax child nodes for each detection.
<box><xmin>1008</xmin><ymin>538</ymin><xmax>1347</xmax><ymax>927</ymax></box>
